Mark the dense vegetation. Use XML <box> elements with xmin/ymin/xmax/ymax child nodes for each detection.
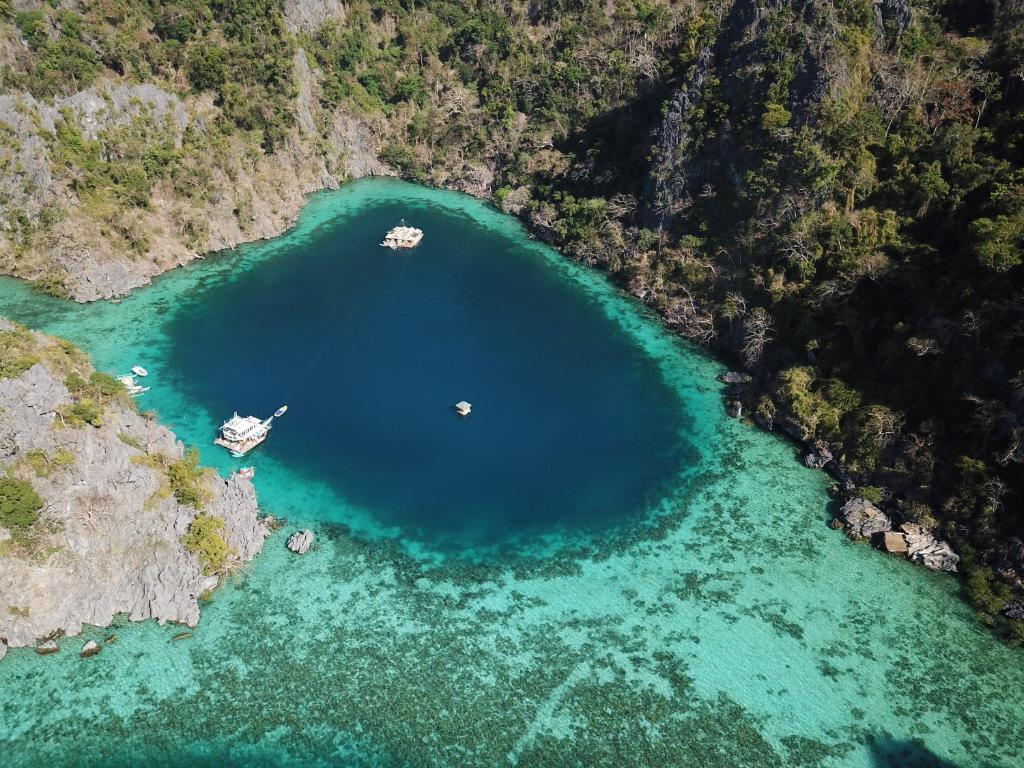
<box><xmin>0</xmin><ymin>0</ymin><xmax>1022</xmax><ymax>637</ymax></box>
<box><xmin>183</xmin><ymin>513</ymin><xmax>230</xmax><ymax>575</ymax></box>
<box><xmin>0</xmin><ymin>477</ymin><xmax>43</xmax><ymax>535</ymax></box>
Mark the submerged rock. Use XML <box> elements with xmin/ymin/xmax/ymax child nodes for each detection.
<box><xmin>840</xmin><ymin>499</ymin><xmax>892</xmax><ymax>539</ymax></box>
<box><xmin>36</xmin><ymin>640</ymin><xmax>59</xmax><ymax>655</ymax></box>
<box><xmin>80</xmin><ymin>640</ymin><xmax>101</xmax><ymax>658</ymax></box>
<box><xmin>901</xmin><ymin>523</ymin><xmax>960</xmax><ymax>572</ymax></box>
<box><xmin>287</xmin><ymin>530</ymin><xmax>315</xmax><ymax>554</ymax></box>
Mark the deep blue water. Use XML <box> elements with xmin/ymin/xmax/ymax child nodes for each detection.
<box><xmin>165</xmin><ymin>193</ymin><xmax>690</xmax><ymax>546</ymax></box>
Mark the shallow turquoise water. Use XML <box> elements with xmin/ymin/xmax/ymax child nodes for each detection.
<box><xmin>0</xmin><ymin>179</ymin><xmax>1021</xmax><ymax>767</ymax></box>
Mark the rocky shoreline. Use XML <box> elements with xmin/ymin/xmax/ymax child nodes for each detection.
<box><xmin>0</xmin><ymin>319</ymin><xmax>271</xmax><ymax>656</ymax></box>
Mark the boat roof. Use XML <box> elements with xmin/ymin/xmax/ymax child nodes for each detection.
<box><xmin>222</xmin><ymin>413</ymin><xmax>263</xmax><ymax>427</ymax></box>
<box><xmin>455</xmin><ymin>401</ymin><xmax>472</xmax><ymax>409</ymax></box>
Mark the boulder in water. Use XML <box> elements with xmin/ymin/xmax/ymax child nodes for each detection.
<box><xmin>80</xmin><ymin>640</ymin><xmax>101</xmax><ymax>658</ymax></box>
<box><xmin>840</xmin><ymin>499</ymin><xmax>892</xmax><ymax>539</ymax></box>
<box><xmin>718</xmin><ymin>371</ymin><xmax>752</xmax><ymax>385</ymax></box>
<box><xmin>726</xmin><ymin>399</ymin><xmax>743</xmax><ymax>418</ymax></box>
<box><xmin>287</xmin><ymin>530</ymin><xmax>314</xmax><ymax>554</ymax></box>
<box><xmin>36</xmin><ymin>639</ymin><xmax>59</xmax><ymax>655</ymax></box>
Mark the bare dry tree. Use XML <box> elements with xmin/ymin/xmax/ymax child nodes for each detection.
<box><xmin>741</xmin><ymin>307</ymin><xmax>774</xmax><ymax>367</ymax></box>
<box><xmin>863</xmin><ymin>405</ymin><xmax>905</xmax><ymax>449</ymax></box>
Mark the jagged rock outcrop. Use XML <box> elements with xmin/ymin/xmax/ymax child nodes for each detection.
<box><xmin>287</xmin><ymin>530</ymin><xmax>314</xmax><ymax>555</ymax></box>
<box><xmin>804</xmin><ymin>440</ymin><xmax>834</xmax><ymax>469</ymax></box>
<box><xmin>0</xmin><ymin>323</ymin><xmax>271</xmax><ymax>652</ymax></box>
<box><xmin>840</xmin><ymin>498</ymin><xmax>892</xmax><ymax>538</ymax></box>
<box><xmin>901</xmin><ymin>523</ymin><xmax>960</xmax><ymax>572</ymax></box>
<box><xmin>645</xmin><ymin>0</ymin><xmax>844</xmax><ymax>231</ymax></box>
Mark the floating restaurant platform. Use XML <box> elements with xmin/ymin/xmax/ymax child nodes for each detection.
<box><xmin>215</xmin><ymin>406</ymin><xmax>287</xmax><ymax>457</ymax></box>
<box><xmin>381</xmin><ymin>221</ymin><xmax>423</xmax><ymax>249</ymax></box>
<box><xmin>454</xmin><ymin>400</ymin><xmax>472</xmax><ymax>416</ymax></box>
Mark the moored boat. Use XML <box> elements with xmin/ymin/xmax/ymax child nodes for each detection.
<box><xmin>380</xmin><ymin>220</ymin><xmax>423</xmax><ymax>249</ymax></box>
<box><xmin>117</xmin><ymin>374</ymin><xmax>149</xmax><ymax>397</ymax></box>
<box><xmin>131</xmin><ymin>366</ymin><xmax>148</xmax><ymax>377</ymax></box>
<box><xmin>214</xmin><ymin>406</ymin><xmax>287</xmax><ymax>457</ymax></box>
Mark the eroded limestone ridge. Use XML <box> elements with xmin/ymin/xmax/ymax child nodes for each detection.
<box><xmin>0</xmin><ymin>318</ymin><xmax>270</xmax><ymax>655</ymax></box>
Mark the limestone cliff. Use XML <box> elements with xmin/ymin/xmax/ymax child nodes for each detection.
<box><xmin>0</xmin><ymin>319</ymin><xmax>270</xmax><ymax>653</ymax></box>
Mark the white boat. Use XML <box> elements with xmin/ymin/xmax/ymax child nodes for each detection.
<box><xmin>131</xmin><ymin>366</ymin><xmax>148</xmax><ymax>377</ymax></box>
<box><xmin>238</xmin><ymin>467</ymin><xmax>255</xmax><ymax>480</ymax></box>
<box><xmin>380</xmin><ymin>221</ymin><xmax>423</xmax><ymax>249</ymax></box>
<box><xmin>117</xmin><ymin>374</ymin><xmax>150</xmax><ymax>397</ymax></box>
<box><xmin>214</xmin><ymin>406</ymin><xmax>287</xmax><ymax>457</ymax></box>
<box><xmin>274</xmin><ymin>405</ymin><xmax>288</xmax><ymax>418</ymax></box>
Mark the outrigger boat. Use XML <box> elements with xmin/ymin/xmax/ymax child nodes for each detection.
<box><xmin>380</xmin><ymin>220</ymin><xmax>423</xmax><ymax>249</ymax></box>
<box><xmin>117</xmin><ymin>374</ymin><xmax>149</xmax><ymax>397</ymax></box>
<box><xmin>237</xmin><ymin>467</ymin><xmax>255</xmax><ymax>480</ymax></box>
<box><xmin>215</xmin><ymin>406</ymin><xmax>287</xmax><ymax>457</ymax></box>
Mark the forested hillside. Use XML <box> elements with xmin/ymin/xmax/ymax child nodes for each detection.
<box><xmin>0</xmin><ymin>0</ymin><xmax>1021</xmax><ymax>639</ymax></box>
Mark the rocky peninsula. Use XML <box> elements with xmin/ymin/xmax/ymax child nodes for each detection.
<box><xmin>0</xmin><ymin>318</ymin><xmax>270</xmax><ymax>656</ymax></box>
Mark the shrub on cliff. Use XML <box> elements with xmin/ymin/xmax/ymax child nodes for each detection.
<box><xmin>0</xmin><ymin>326</ymin><xmax>40</xmax><ymax>379</ymax></box>
<box><xmin>183</xmin><ymin>513</ymin><xmax>230</xmax><ymax>575</ymax></box>
<box><xmin>0</xmin><ymin>476</ymin><xmax>44</xmax><ymax>532</ymax></box>
<box><xmin>167</xmin><ymin>448</ymin><xmax>211</xmax><ymax>509</ymax></box>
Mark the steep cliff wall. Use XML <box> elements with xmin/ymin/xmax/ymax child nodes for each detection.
<box><xmin>0</xmin><ymin>319</ymin><xmax>270</xmax><ymax>653</ymax></box>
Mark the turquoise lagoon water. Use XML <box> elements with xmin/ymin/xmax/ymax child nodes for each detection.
<box><xmin>0</xmin><ymin>178</ymin><xmax>1021</xmax><ymax>767</ymax></box>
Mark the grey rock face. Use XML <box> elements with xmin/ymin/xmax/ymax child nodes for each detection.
<box><xmin>284</xmin><ymin>0</ymin><xmax>346</xmax><ymax>33</ymax></box>
<box><xmin>1004</xmin><ymin>601</ymin><xmax>1024</xmax><ymax>621</ymax></box>
<box><xmin>874</xmin><ymin>0</ymin><xmax>913</xmax><ymax>46</ymax></box>
<box><xmin>804</xmin><ymin>440</ymin><xmax>834</xmax><ymax>469</ymax></box>
<box><xmin>644</xmin><ymin>46</ymin><xmax>711</xmax><ymax>230</ymax></box>
<box><xmin>287</xmin><ymin>530</ymin><xmax>314</xmax><ymax>554</ymax></box>
<box><xmin>840</xmin><ymin>498</ymin><xmax>892</xmax><ymax>538</ymax></box>
<box><xmin>0</xmin><ymin>641</ymin><xmax>6</xmax><ymax>661</ymax></box>
<box><xmin>0</xmin><ymin>327</ymin><xmax>270</xmax><ymax>652</ymax></box>
<box><xmin>901</xmin><ymin>523</ymin><xmax>960</xmax><ymax>572</ymax></box>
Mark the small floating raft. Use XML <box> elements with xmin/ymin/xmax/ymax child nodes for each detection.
<box><xmin>454</xmin><ymin>400</ymin><xmax>472</xmax><ymax>416</ymax></box>
<box><xmin>381</xmin><ymin>220</ymin><xmax>423</xmax><ymax>249</ymax></box>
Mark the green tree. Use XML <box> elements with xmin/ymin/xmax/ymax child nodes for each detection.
<box><xmin>0</xmin><ymin>477</ymin><xmax>44</xmax><ymax>531</ymax></box>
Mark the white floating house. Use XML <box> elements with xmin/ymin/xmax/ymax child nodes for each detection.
<box><xmin>381</xmin><ymin>222</ymin><xmax>423</xmax><ymax>249</ymax></box>
<box><xmin>215</xmin><ymin>406</ymin><xmax>286</xmax><ymax>457</ymax></box>
<box><xmin>454</xmin><ymin>400</ymin><xmax>472</xmax><ymax>416</ymax></box>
